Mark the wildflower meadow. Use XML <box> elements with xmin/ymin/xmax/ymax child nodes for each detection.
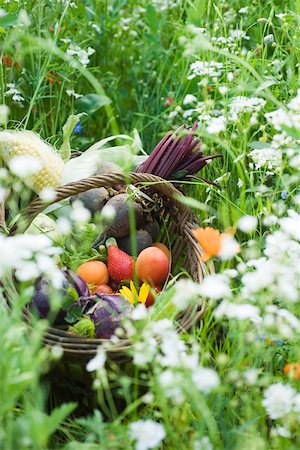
<box><xmin>0</xmin><ymin>1</ymin><xmax>300</xmax><ymax>449</ymax></box>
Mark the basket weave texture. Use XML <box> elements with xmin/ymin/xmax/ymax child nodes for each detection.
<box><xmin>12</xmin><ymin>172</ymin><xmax>208</xmax><ymax>362</ymax></box>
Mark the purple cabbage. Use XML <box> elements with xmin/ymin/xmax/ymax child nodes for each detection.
<box><xmin>62</xmin><ymin>269</ymin><xmax>89</xmax><ymax>297</ymax></box>
<box><xmin>87</xmin><ymin>294</ymin><xmax>132</xmax><ymax>338</ymax></box>
<box><xmin>31</xmin><ymin>269</ymin><xmax>89</xmax><ymax>324</ymax></box>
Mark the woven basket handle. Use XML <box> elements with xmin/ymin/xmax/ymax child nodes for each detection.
<box><xmin>11</xmin><ymin>172</ymin><xmax>193</xmax><ymax>235</ymax></box>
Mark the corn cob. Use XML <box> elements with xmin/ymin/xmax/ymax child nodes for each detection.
<box><xmin>0</xmin><ymin>130</ymin><xmax>64</xmax><ymax>192</ymax></box>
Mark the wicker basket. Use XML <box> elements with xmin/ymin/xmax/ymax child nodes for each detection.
<box><xmin>10</xmin><ymin>172</ymin><xmax>210</xmax><ymax>413</ymax></box>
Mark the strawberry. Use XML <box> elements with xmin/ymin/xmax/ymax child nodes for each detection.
<box><xmin>107</xmin><ymin>242</ymin><xmax>135</xmax><ymax>283</ymax></box>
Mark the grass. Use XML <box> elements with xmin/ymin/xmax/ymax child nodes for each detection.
<box><xmin>0</xmin><ymin>0</ymin><xmax>300</xmax><ymax>449</ymax></box>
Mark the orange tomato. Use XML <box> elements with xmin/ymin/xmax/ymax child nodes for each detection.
<box><xmin>93</xmin><ymin>284</ymin><xmax>113</xmax><ymax>295</ymax></box>
<box><xmin>76</xmin><ymin>261</ymin><xmax>109</xmax><ymax>286</ymax></box>
<box><xmin>152</xmin><ymin>242</ymin><xmax>170</xmax><ymax>260</ymax></box>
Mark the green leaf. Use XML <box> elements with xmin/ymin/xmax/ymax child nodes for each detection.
<box><xmin>0</xmin><ymin>12</ymin><xmax>18</xmax><ymax>29</ymax></box>
<box><xmin>74</xmin><ymin>93</ymin><xmax>111</xmax><ymax>114</ymax></box>
<box><xmin>174</xmin><ymin>194</ymin><xmax>211</xmax><ymax>212</ymax></box>
<box><xmin>60</xmin><ymin>113</ymin><xmax>86</xmax><ymax>161</ymax></box>
<box><xmin>255</xmin><ymin>77</ymin><xmax>278</xmax><ymax>94</ymax></box>
<box><xmin>248</xmin><ymin>141</ymin><xmax>272</xmax><ymax>149</ymax></box>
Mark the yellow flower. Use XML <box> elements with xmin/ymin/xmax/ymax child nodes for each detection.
<box><xmin>119</xmin><ymin>281</ymin><xmax>150</xmax><ymax>305</ymax></box>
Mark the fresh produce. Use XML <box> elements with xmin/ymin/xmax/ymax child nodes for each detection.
<box><xmin>152</xmin><ymin>242</ymin><xmax>170</xmax><ymax>260</ymax></box>
<box><xmin>63</xmin><ymin>269</ymin><xmax>90</xmax><ymax>297</ymax></box>
<box><xmin>72</xmin><ymin>187</ymin><xmax>109</xmax><ymax>215</ymax></box>
<box><xmin>145</xmin><ymin>220</ymin><xmax>160</xmax><ymax>241</ymax></box>
<box><xmin>87</xmin><ymin>294</ymin><xmax>132</xmax><ymax>338</ymax></box>
<box><xmin>92</xmin><ymin>193</ymin><xmax>144</xmax><ymax>247</ymax></box>
<box><xmin>136</xmin><ymin>246</ymin><xmax>170</xmax><ymax>285</ymax></box>
<box><xmin>118</xmin><ymin>229</ymin><xmax>153</xmax><ymax>256</ymax></box>
<box><xmin>31</xmin><ymin>269</ymin><xmax>89</xmax><ymax>324</ymax></box>
<box><xmin>93</xmin><ymin>284</ymin><xmax>113</xmax><ymax>294</ymax></box>
<box><xmin>0</xmin><ymin>130</ymin><xmax>64</xmax><ymax>192</ymax></box>
<box><xmin>107</xmin><ymin>239</ymin><xmax>135</xmax><ymax>283</ymax></box>
<box><xmin>136</xmin><ymin>122</ymin><xmax>222</xmax><ymax>182</ymax></box>
<box><xmin>76</xmin><ymin>260</ymin><xmax>109</xmax><ymax>286</ymax></box>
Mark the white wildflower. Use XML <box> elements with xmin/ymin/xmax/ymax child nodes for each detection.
<box><xmin>9</xmin><ymin>155</ymin><xmax>42</xmax><ymax>177</ymax></box>
<box><xmin>86</xmin><ymin>349</ymin><xmax>106</xmax><ymax>372</ymax></box>
<box><xmin>215</xmin><ymin>300</ymin><xmax>261</xmax><ymax>323</ymax></box>
<box><xmin>158</xmin><ymin>370</ymin><xmax>184</xmax><ymax>404</ymax></box>
<box><xmin>66</xmin><ymin>89</ymin><xmax>83</xmax><ymax>99</ymax></box>
<box><xmin>218</xmin><ymin>86</ymin><xmax>228</xmax><ymax>95</ymax></box>
<box><xmin>230</xmin><ymin>96</ymin><xmax>266</xmax><ymax>121</ymax></box>
<box><xmin>70</xmin><ymin>200</ymin><xmax>91</xmax><ymax>224</ymax></box>
<box><xmin>243</xmin><ymin>368</ymin><xmax>260</xmax><ymax>385</ymax></box>
<box><xmin>263</xmin><ymin>214</ymin><xmax>278</xmax><ymax>227</ymax></box>
<box><xmin>39</xmin><ymin>187</ymin><xmax>57</xmax><ymax>202</ymax></box>
<box><xmin>67</xmin><ymin>44</ymin><xmax>95</xmax><ymax>67</ymax></box>
<box><xmin>290</xmin><ymin>154</ymin><xmax>300</xmax><ymax>170</ymax></box>
<box><xmin>219</xmin><ymin>234</ymin><xmax>240</xmax><ymax>260</ymax></box>
<box><xmin>249</xmin><ymin>147</ymin><xmax>281</xmax><ymax>170</ymax></box>
<box><xmin>188</xmin><ymin>61</ymin><xmax>223</xmax><ymax>80</ymax></box>
<box><xmin>129</xmin><ymin>420</ymin><xmax>166</xmax><ymax>450</ymax></box>
<box><xmin>206</xmin><ymin>116</ymin><xmax>226</xmax><ymax>135</ymax></box>
<box><xmin>264</xmin><ymin>34</ymin><xmax>274</xmax><ymax>45</ymax></box>
<box><xmin>192</xmin><ymin>367</ymin><xmax>220</xmax><ymax>393</ymax></box>
<box><xmin>229</xmin><ymin>29</ymin><xmax>250</xmax><ymax>40</ymax></box>
<box><xmin>237</xmin><ymin>215</ymin><xmax>258</xmax><ymax>233</ymax></box>
<box><xmin>262</xmin><ymin>383</ymin><xmax>296</xmax><ymax>419</ymax></box>
<box><xmin>101</xmin><ymin>204</ymin><xmax>116</xmax><ymax>222</ymax></box>
<box><xmin>275</xmin><ymin>13</ymin><xmax>286</xmax><ymax>20</ymax></box>
<box><xmin>0</xmin><ymin>234</ymin><xmax>62</xmax><ymax>284</ymax></box>
<box><xmin>0</xmin><ymin>104</ymin><xmax>9</xmax><ymax>125</ymax></box>
<box><xmin>91</xmin><ymin>23</ymin><xmax>101</xmax><ymax>33</ymax></box>
<box><xmin>194</xmin><ymin>436</ymin><xmax>214</xmax><ymax>450</ymax></box>
<box><xmin>18</xmin><ymin>9</ymin><xmax>30</xmax><ymax>26</ymax></box>
<box><xmin>56</xmin><ymin>217</ymin><xmax>71</xmax><ymax>235</ymax></box>
<box><xmin>171</xmin><ymin>278</ymin><xmax>202</xmax><ymax>311</ymax></box>
<box><xmin>198</xmin><ymin>274</ymin><xmax>232</xmax><ymax>300</ymax></box>
<box><xmin>278</xmin><ymin>211</ymin><xmax>300</xmax><ymax>240</ymax></box>
<box><xmin>183</xmin><ymin>94</ymin><xmax>198</xmax><ymax>105</ymax></box>
<box><xmin>4</xmin><ymin>83</ymin><xmax>24</xmax><ymax>104</ymax></box>
<box><xmin>237</xmin><ymin>178</ymin><xmax>243</xmax><ymax>188</ymax></box>
<box><xmin>270</xmin><ymin>426</ymin><xmax>291</xmax><ymax>438</ymax></box>
<box><xmin>133</xmin><ymin>338</ymin><xmax>157</xmax><ymax>366</ymax></box>
<box><xmin>130</xmin><ymin>304</ymin><xmax>148</xmax><ymax>320</ymax></box>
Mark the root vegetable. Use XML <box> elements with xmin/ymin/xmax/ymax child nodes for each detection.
<box><xmin>118</xmin><ymin>229</ymin><xmax>153</xmax><ymax>256</ymax></box>
<box><xmin>145</xmin><ymin>220</ymin><xmax>160</xmax><ymax>241</ymax></box>
<box><xmin>92</xmin><ymin>193</ymin><xmax>144</xmax><ymax>247</ymax></box>
<box><xmin>71</xmin><ymin>187</ymin><xmax>109</xmax><ymax>215</ymax></box>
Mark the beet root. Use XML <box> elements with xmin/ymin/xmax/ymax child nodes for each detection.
<box><xmin>71</xmin><ymin>187</ymin><xmax>109</xmax><ymax>215</ymax></box>
<box><xmin>145</xmin><ymin>219</ymin><xmax>160</xmax><ymax>241</ymax></box>
<box><xmin>118</xmin><ymin>229</ymin><xmax>153</xmax><ymax>256</ymax></box>
<box><xmin>92</xmin><ymin>193</ymin><xmax>144</xmax><ymax>247</ymax></box>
